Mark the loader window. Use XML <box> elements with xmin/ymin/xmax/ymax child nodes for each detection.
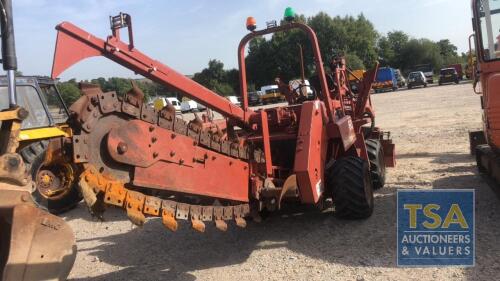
<box><xmin>39</xmin><ymin>84</ymin><xmax>68</xmax><ymax>124</ymax></box>
<box><xmin>477</xmin><ymin>0</ymin><xmax>500</xmax><ymax>60</ymax></box>
<box><xmin>0</xmin><ymin>86</ymin><xmax>50</xmax><ymax>129</ymax></box>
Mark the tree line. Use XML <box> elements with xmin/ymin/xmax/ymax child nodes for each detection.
<box><xmin>57</xmin><ymin>11</ymin><xmax>467</xmax><ymax>102</ymax></box>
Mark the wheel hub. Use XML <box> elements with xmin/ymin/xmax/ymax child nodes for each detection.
<box><xmin>36</xmin><ymin>165</ymin><xmax>73</xmax><ymax>199</ymax></box>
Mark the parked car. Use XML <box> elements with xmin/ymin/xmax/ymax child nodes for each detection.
<box><xmin>373</xmin><ymin>67</ymin><xmax>398</xmax><ymax>93</ymax></box>
<box><xmin>407</xmin><ymin>71</ymin><xmax>427</xmax><ymax>89</ymax></box>
<box><xmin>447</xmin><ymin>64</ymin><xmax>463</xmax><ymax>80</ymax></box>
<box><xmin>395</xmin><ymin>69</ymin><xmax>406</xmax><ymax>87</ymax></box>
<box><xmin>248</xmin><ymin>91</ymin><xmax>262</xmax><ymax>106</ymax></box>
<box><xmin>153</xmin><ymin>97</ymin><xmax>181</xmax><ymax>111</ymax></box>
<box><xmin>411</xmin><ymin>64</ymin><xmax>434</xmax><ymax>83</ymax></box>
<box><xmin>438</xmin><ymin>68</ymin><xmax>460</xmax><ymax>85</ymax></box>
<box><xmin>226</xmin><ymin>95</ymin><xmax>241</xmax><ymax>106</ymax></box>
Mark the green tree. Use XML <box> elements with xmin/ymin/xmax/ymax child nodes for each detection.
<box><xmin>376</xmin><ymin>31</ymin><xmax>409</xmax><ymax>68</ymax></box>
<box><xmin>345</xmin><ymin>53</ymin><xmax>365</xmax><ymax>70</ymax></box>
<box><xmin>400</xmin><ymin>39</ymin><xmax>443</xmax><ymax>72</ymax></box>
<box><xmin>193</xmin><ymin>59</ymin><xmax>237</xmax><ymax>96</ymax></box>
<box><xmin>437</xmin><ymin>39</ymin><xmax>461</xmax><ymax>65</ymax></box>
<box><xmin>57</xmin><ymin>79</ymin><xmax>81</xmax><ymax>105</ymax></box>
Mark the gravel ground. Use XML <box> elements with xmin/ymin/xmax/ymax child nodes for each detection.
<box><xmin>65</xmin><ymin>82</ymin><xmax>500</xmax><ymax>281</ymax></box>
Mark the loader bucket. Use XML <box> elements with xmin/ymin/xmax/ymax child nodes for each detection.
<box><xmin>0</xmin><ymin>193</ymin><xmax>76</xmax><ymax>281</ymax></box>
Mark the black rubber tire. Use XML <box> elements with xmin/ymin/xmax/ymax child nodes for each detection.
<box><xmin>365</xmin><ymin>139</ymin><xmax>386</xmax><ymax>190</ymax></box>
<box><xmin>327</xmin><ymin>156</ymin><xmax>374</xmax><ymax>219</ymax></box>
<box><xmin>20</xmin><ymin>141</ymin><xmax>81</xmax><ymax>214</ymax></box>
<box><xmin>475</xmin><ymin>144</ymin><xmax>490</xmax><ymax>174</ymax></box>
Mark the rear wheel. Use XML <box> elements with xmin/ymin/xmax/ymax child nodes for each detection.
<box><xmin>20</xmin><ymin>141</ymin><xmax>82</xmax><ymax>214</ymax></box>
<box><xmin>365</xmin><ymin>139</ymin><xmax>386</xmax><ymax>189</ymax></box>
<box><xmin>326</xmin><ymin>156</ymin><xmax>374</xmax><ymax>219</ymax></box>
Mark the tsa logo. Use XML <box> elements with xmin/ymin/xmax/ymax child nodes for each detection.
<box><xmin>397</xmin><ymin>190</ymin><xmax>474</xmax><ymax>266</ymax></box>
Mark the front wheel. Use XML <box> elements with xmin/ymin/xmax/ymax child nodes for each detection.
<box><xmin>366</xmin><ymin>139</ymin><xmax>386</xmax><ymax>190</ymax></box>
<box><xmin>20</xmin><ymin>141</ymin><xmax>82</xmax><ymax>214</ymax></box>
<box><xmin>326</xmin><ymin>156</ymin><xmax>374</xmax><ymax>219</ymax></box>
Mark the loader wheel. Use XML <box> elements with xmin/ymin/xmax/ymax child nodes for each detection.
<box><xmin>20</xmin><ymin>141</ymin><xmax>81</xmax><ymax>214</ymax></box>
<box><xmin>327</xmin><ymin>156</ymin><xmax>374</xmax><ymax>219</ymax></box>
<box><xmin>365</xmin><ymin>139</ymin><xmax>386</xmax><ymax>190</ymax></box>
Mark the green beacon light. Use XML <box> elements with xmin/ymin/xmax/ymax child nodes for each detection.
<box><xmin>284</xmin><ymin>7</ymin><xmax>296</xmax><ymax>22</ymax></box>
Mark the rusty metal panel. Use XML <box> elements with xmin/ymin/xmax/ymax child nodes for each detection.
<box><xmin>221</xmin><ymin>140</ymin><xmax>231</xmax><ymax>155</ymax></box>
<box><xmin>106</xmin><ymin>120</ymin><xmax>250</xmax><ymax>201</ymax></box>
<box><xmin>200</xmin><ymin>130</ymin><xmax>211</xmax><ymax>147</ymax></box>
<box><xmin>334</xmin><ymin>115</ymin><xmax>356</xmax><ymax>151</ymax></box>
<box><xmin>174</xmin><ymin>118</ymin><xmax>188</xmax><ymax>135</ymax></box>
<box><xmin>140</xmin><ymin>104</ymin><xmax>158</xmax><ymax>124</ymax></box>
<box><xmin>104</xmin><ymin>182</ymin><xmax>126</xmax><ymax>207</ymax></box>
<box><xmin>72</xmin><ymin>135</ymin><xmax>89</xmax><ymax>163</ymax></box>
<box><xmin>230</xmin><ymin>143</ymin><xmax>240</xmax><ymax>158</ymax></box>
<box><xmin>176</xmin><ymin>203</ymin><xmax>190</xmax><ymax>220</ymax></box>
<box><xmin>122</xmin><ymin>102</ymin><xmax>141</xmax><ymax>118</ymax></box>
<box><xmin>260</xmin><ymin>110</ymin><xmax>273</xmax><ymax>176</ymax></box>
<box><xmin>294</xmin><ymin>101</ymin><xmax>327</xmax><ymax>204</ymax></box>
<box><xmin>98</xmin><ymin>91</ymin><xmax>120</xmax><ymax>114</ymax></box>
<box><xmin>381</xmin><ymin>139</ymin><xmax>396</xmax><ymax>168</ymax></box>
<box><xmin>210</xmin><ymin>138</ymin><xmax>222</xmax><ymax>152</ymax></box>
<box><xmin>143</xmin><ymin>195</ymin><xmax>162</xmax><ymax>216</ymax></box>
<box><xmin>158</xmin><ymin>107</ymin><xmax>175</xmax><ymax>130</ymax></box>
<box><xmin>133</xmin><ymin>158</ymin><xmax>249</xmax><ymax>202</ymax></box>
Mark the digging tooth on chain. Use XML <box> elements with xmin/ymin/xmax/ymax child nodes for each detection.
<box><xmin>79</xmin><ymin>167</ymin><xmax>254</xmax><ymax>232</ymax></box>
<box><xmin>161</xmin><ymin>200</ymin><xmax>178</xmax><ymax>231</ymax></box>
<box><xmin>190</xmin><ymin>205</ymin><xmax>206</xmax><ymax>233</ymax></box>
<box><xmin>125</xmin><ymin>190</ymin><xmax>146</xmax><ymax>226</ymax></box>
<box><xmin>175</xmin><ymin>203</ymin><xmax>190</xmax><ymax>220</ymax></box>
<box><xmin>233</xmin><ymin>205</ymin><xmax>247</xmax><ymax>228</ymax></box>
<box><xmin>104</xmin><ymin>182</ymin><xmax>127</xmax><ymax>207</ymax></box>
<box><xmin>143</xmin><ymin>196</ymin><xmax>162</xmax><ymax>216</ymax></box>
<box><xmin>213</xmin><ymin>206</ymin><xmax>228</xmax><ymax>231</ymax></box>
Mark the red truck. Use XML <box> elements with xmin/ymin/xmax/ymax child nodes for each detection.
<box><xmin>447</xmin><ymin>64</ymin><xmax>463</xmax><ymax>80</ymax></box>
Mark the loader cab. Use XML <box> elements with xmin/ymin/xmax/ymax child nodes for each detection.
<box><xmin>471</xmin><ymin>0</ymin><xmax>500</xmax><ymax>150</ymax></box>
<box><xmin>473</xmin><ymin>0</ymin><xmax>500</xmax><ymax>63</ymax></box>
<box><xmin>0</xmin><ymin>76</ymin><xmax>69</xmax><ymax>129</ymax></box>
<box><xmin>0</xmin><ymin>76</ymin><xmax>70</xmax><ymax>140</ymax></box>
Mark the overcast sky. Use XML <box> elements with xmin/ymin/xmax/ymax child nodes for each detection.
<box><xmin>13</xmin><ymin>0</ymin><xmax>472</xmax><ymax>80</ymax></box>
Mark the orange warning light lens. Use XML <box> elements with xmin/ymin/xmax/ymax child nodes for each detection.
<box><xmin>246</xmin><ymin>17</ymin><xmax>257</xmax><ymax>31</ymax></box>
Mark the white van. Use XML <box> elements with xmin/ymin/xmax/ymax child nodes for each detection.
<box><xmin>226</xmin><ymin>96</ymin><xmax>241</xmax><ymax>106</ymax></box>
<box><xmin>289</xmin><ymin>79</ymin><xmax>313</xmax><ymax>98</ymax></box>
<box><xmin>180</xmin><ymin>100</ymin><xmax>207</xmax><ymax>112</ymax></box>
<box><xmin>153</xmin><ymin>97</ymin><xmax>181</xmax><ymax>112</ymax></box>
